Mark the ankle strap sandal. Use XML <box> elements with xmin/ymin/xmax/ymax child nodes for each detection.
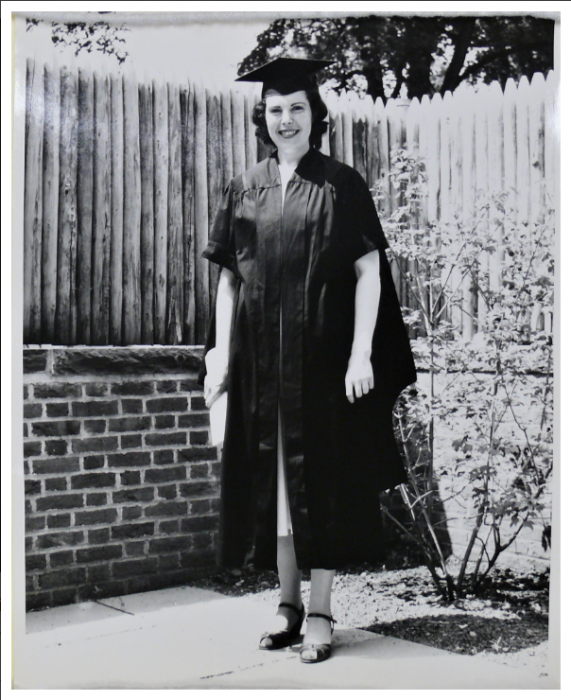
<box><xmin>299</xmin><ymin>612</ymin><xmax>335</xmax><ymax>664</ymax></box>
<box><xmin>259</xmin><ymin>602</ymin><xmax>305</xmax><ymax>650</ymax></box>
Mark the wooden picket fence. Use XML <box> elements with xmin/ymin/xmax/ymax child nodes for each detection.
<box><xmin>23</xmin><ymin>59</ymin><xmax>557</xmax><ymax>346</ymax></box>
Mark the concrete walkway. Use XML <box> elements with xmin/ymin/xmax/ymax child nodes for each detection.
<box><xmin>14</xmin><ymin>586</ymin><xmax>554</xmax><ymax>689</ymax></box>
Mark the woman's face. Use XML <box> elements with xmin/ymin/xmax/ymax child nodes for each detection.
<box><xmin>264</xmin><ymin>90</ymin><xmax>312</xmax><ymax>151</ymax></box>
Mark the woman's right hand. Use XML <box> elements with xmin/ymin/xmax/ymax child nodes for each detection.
<box><xmin>203</xmin><ymin>348</ymin><xmax>229</xmax><ymax>409</ymax></box>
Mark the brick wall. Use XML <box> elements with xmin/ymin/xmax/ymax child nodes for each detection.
<box><xmin>23</xmin><ymin>346</ymin><xmax>220</xmax><ymax>611</ymax></box>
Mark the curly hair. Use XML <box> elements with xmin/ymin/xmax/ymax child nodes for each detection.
<box><xmin>252</xmin><ymin>85</ymin><xmax>329</xmax><ymax>150</ymax></box>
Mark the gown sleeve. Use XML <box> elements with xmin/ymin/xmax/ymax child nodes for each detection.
<box><xmin>201</xmin><ymin>180</ymin><xmax>238</xmax><ymax>274</ymax></box>
<box><xmin>338</xmin><ymin>168</ymin><xmax>389</xmax><ymax>263</ymax></box>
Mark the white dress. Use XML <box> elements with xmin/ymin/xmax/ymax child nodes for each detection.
<box><xmin>277</xmin><ymin>163</ymin><xmax>294</xmax><ymax>537</ymax></box>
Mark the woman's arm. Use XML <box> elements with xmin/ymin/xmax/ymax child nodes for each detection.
<box><xmin>204</xmin><ymin>267</ymin><xmax>237</xmax><ymax>408</ymax></box>
<box><xmin>345</xmin><ymin>250</ymin><xmax>381</xmax><ymax>403</ymax></box>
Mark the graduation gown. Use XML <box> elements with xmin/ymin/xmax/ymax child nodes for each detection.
<box><xmin>202</xmin><ymin>147</ymin><xmax>417</xmax><ymax>571</ymax></box>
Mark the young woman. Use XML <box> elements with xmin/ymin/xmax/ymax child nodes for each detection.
<box><xmin>202</xmin><ymin>58</ymin><xmax>416</xmax><ymax>663</ymax></box>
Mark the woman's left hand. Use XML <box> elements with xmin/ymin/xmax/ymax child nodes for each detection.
<box><xmin>345</xmin><ymin>353</ymin><xmax>375</xmax><ymax>404</ymax></box>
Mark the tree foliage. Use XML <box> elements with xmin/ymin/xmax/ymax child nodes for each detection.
<box><xmin>26</xmin><ymin>16</ymin><xmax>129</xmax><ymax>65</ymax></box>
<box><xmin>239</xmin><ymin>15</ymin><xmax>554</xmax><ymax>102</ymax></box>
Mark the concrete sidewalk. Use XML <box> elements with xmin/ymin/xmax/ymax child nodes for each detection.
<box><xmin>14</xmin><ymin>586</ymin><xmax>554</xmax><ymax>689</ymax></box>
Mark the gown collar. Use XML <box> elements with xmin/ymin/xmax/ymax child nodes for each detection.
<box><xmin>269</xmin><ymin>147</ymin><xmax>322</xmax><ymax>184</ymax></box>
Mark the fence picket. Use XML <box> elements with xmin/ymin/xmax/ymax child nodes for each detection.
<box><xmin>181</xmin><ymin>83</ymin><xmax>196</xmax><ymax>344</ymax></box>
<box><xmin>153</xmin><ymin>80</ymin><xmax>168</xmax><ymax>345</ymax></box>
<box><xmin>109</xmin><ymin>74</ymin><xmax>124</xmax><ymax>345</ymax></box>
<box><xmin>122</xmin><ymin>73</ymin><xmax>142</xmax><ymax>344</ymax></box>
<box><xmin>91</xmin><ymin>72</ymin><xmax>111</xmax><ymax>345</ymax></box>
<box><xmin>24</xmin><ymin>58</ymin><xmax>44</xmax><ymax>342</ymax></box>
<box><xmin>41</xmin><ymin>63</ymin><xmax>60</xmax><ymax>342</ymax></box>
<box><xmin>194</xmin><ymin>84</ymin><xmax>210</xmax><ymax>343</ymax></box>
<box><xmin>55</xmin><ymin>65</ymin><xmax>78</xmax><ymax>345</ymax></box>
<box><xmin>139</xmin><ymin>82</ymin><xmax>155</xmax><ymax>344</ymax></box>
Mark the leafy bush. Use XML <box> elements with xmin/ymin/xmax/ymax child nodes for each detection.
<box><xmin>375</xmin><ymin>150</ymin><xmax>554</xmax><ymax>600</ymax></box>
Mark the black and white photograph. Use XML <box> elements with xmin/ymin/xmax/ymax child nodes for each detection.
<box><xmin>8</xmin><ymin>5</ymin><xmax>560</xmax><ymax>690</ymax></box>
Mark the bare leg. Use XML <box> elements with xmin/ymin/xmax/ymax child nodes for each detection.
<box><xmin>260</xmin><ymin>534</ymin><xmax>303</xmax><ymax>644</ymax></box>
<box><xmin>303</xmin><ymin>569</ymin><xmax>335</xmax><ymax>646</ymax></box>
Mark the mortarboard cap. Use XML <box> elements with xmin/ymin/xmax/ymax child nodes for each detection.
<box><xmin>236</xmin><ymin>57</ymin><xmax>332</xmax><ymax>96</ymax></box>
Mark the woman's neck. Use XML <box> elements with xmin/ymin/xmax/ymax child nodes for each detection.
<box><xmin>276</xmin><ymin>143</ymin><xmax>310</xmax><ymax>168</ymax></box>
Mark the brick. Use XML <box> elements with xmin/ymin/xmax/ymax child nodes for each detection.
<box><xmin>74</xmin><ymin>509</ymin><xmax>118</xmax><ymax>526</ymax></box>
<box><xmin>86</xmin><ymin>563</ymin><xmax>111</xmax><ymax>583</ymax></box>
<box><xmin>84</xmin><ymin>420</ymin><xmax>106</xmax><ymax>435</ymax></box>
<box><xmin>23</xmin><ymin>423</ymin><xmax>28</xmax><ymax>438</ymax></box>
<box><xmin>72</xmin><ymin>400</ymin><xmax>119</xmax><ymax>417</ymax></box>
<box><xmin>181</xmin><ymin>515</ymin><xmax>219</xmax><ymax>534</ymax></box>
<box><xmin>193</xmin><ymin>532</ymin><xmax>212</xmax><ymax>549</ymax></box>
<box><xmin>85</xmin><ymin>383</ymin><xmax>109</xmax><ymax>397</ymax></box>
<box><xmin>178</xmin><ymin>412</ymin><xmax>209</xmax><ymax>428</ymax></box>
<box><xmin>108</xmin><ymin>452</ymin><xmax>151</xmax><ymax>468</ymax></box>
<box><xmin>154</xmin><ymin>414</ymin><xmax>175</xmax><ymax>430</ymax></box>
<box><xmin>149</xmin><ymin>571</ymin><xmax>190</xmax><ymax>590</ymax></box>
<box><xmin>153</xmin><ymin>450</ymin><xmax>174</xmax><ymax>465</ymax></box>
<box><xmin>24</xmin><ymin>385</ymin><xmax>30</xmax><ymax>400</ymax></box>
<box><xmin>158</xmin><ymin>485</ymin><xmax>177</xmax><ymax>500</ymax></box>
<box><xmin>179</xmin><ymin>446</ymin><xmax>218</xmax><ymax>462</ymax></box>
<box><xmin>47</xmin><ymin>514</ymin><xmax>71</xmax><ymax>528</ymax></box>
<box><xmin>44</xmin><ymin>477</ymin><xmax>68</xmax><ymax>492</ymax></box>
<box><xmin>122</xmin><ymin>506</ymin><xmax>143</xmax><ymax>520</ymax></box>
<box><xmin>192</xmin><ymin>499</ymin><xmax>213</xmax><ymax>516</ymax></box>
<box><xmin>25</xmin><ymin>515</ymin><xmax>46</xmax><ymax>531</ymax></box>
<box><xmin>111</xmin><ymin>381</ymin><xmax>155</xmax><ymax>396</ymax></box>
<box><xmin>32</xmin><ymin>456</ymin><xmax>80</xmax><ymax>474</ymax></box>
<box><xmin>189</xmin><ymin>430</ymin><xmax>210</xmax><ymax>445</ymax></box>
<box><xmin>81</xmin><ymin>581</ymin><xmax>125</xmax><ymax>599</ymax></box>
<box><xmin>144</xmin><ymin>501</ymin><xmax>188</xmax><ymax>518</ymax></box>
<box><xmin>71</xmin><ymin>473</ymin><xmax>116</xmax><ymax>489</ymax></box>
<box><xmin>144</xmin><ymin>432</ymin><xmax>187</xmax><ymax>447</ymax></box>
<box><xmin>191</xmin><ymin>396</ymin><xmax>207</xmax><ymax>411</ymax></box>
<box><xmin>26</xmin><ymin>574</ymin><xmax>36</xmax><ymax>593</ymax></box>
<box><xmin>26</xmin><ymin>536</ymin><xmax>34</xmax><ymax>551</ymax></box>
<box><xmin>190</xmin><ymin>463</ymin><xmax>209</xmax><ymax>479</ymax></box>
<box><xmin>146</xmin><ymin>397</ymin><xmax>188</xmax><ymax>413</ymax></box>
<box><xmin>35</xmin><ymin>383</ymin><xmax>82</xmax><ymax>399</ymax></box>
<box><xmin>179</xmin><ymin>481</ymin><xmax>218</xmax><ymax>498</ymax></box>
<box><xmin>144</xmin><ymin>466</ymin><xmax>187</xmax><ymax>484</ymax></box>
<box><xmin>45</xmin><ymin>440</ymin><xmax>68</xmax><ymax>456</ymax></box>
<box><xmin>24</xmin><ymin>403</ymin><xmax>43</xmax><ymax>419</ymax></box>
<box><xmin>24</xmin><ymin>441</ymin><xmax>43</xmax><ymax>458</ymax></box>
<box><xmin>121</xmin><ymin>399</ymin><xmax>143</xmax><ymax>414</ymax></box>
<box><xmin>46</xmin><ymin>403</ymin><xmax>69</xmax><ymax>418</ymax></box>
<box><xmin>113</xmin><ymin>488</ymin><xmax>155</xmax><ymax>504</ymax></box>
<box><xmin>49</xmin><ymin>550</ymin><xmax>75</xmax><ymax>567</ymax></box>
<box><xmin>37</xmin><ymin>531</ymin><xmax>85</xmax><ymax>549</ymax></box>
<box><xmin>126</xmin><ymin>577</ymin><xmax>153</xmax><ymax>595</ymax></box>
<box><xmin>25</xmin><ymin>479</ymin><xmax>42</xmax><ymax>495</ymax></box>
<box><xmin>88</xmin><ymin>528</ymin><xmax>111</xmax><ymax>545</ymax></box>
<box><xmin>86</xmin><ymin>493</ymin><xmax>108</xmax><ymax>506</ymax></box>
<box><xmin>32</xmin><ymin>420</ymin><xmax>81</xmax><ymax>437</ymax></box>
<box><xmin>24</xmin><ymin>459</ymin><xmax>30</xmax><ymax>473</ymax></box>
<box><xmin>120</xmin><ymin>471</ymin><xmax>141</xmax><ymax>486</ymax></box>
<box><xmin>121</xmin><ymin>434</ymin><xmax>142</xmax><ymax>449</ymax></box>
<box><xmin>40</xmin><ymin>568</ymin><xmax>87</xmax><ymax>588</ymax></box>
<box><xmin>24</xmin><ymin>350</ymin><xmax>49</xmax><ymax>374</ymax></box>
<box><xmin>147</xmin><ymin>536</ymin><xmax>192</xmax><ymax>554</ymax></box>
<box><xmin>84</xmin><ymin>455</ymin><xmax>105</xmax><ymax>470</ymax></box>
<box><xmin>211</xmin><ymin>462</ymin><xmax>222</xmax><ymax>478</ymax></box>
<box><xmin>125</xmin><ymin>541</ymin><xmax>146</xmax><ymax>556</ymax></box>
<box><xmin>72</xmin><ymin>437</ymin><xmax>118</xmax><ymax>454</ymax></box>
<box><xmin>156</xmin><ymin>380</ymin><xmax>178</xmax><ymax>393</ymax></box>
<box><xmin>157</xmin><ymin>553</ymin><xmax>180</xmax><ymax>570</ymax></box>
<box><xmin>180</xmin><ymin>550</ymin><xmax>216</xmax><ymax>569</ymax></box>
<box><xmin>26</xmin><ymin>592</ymin><xmax>52</xmax><ymax>611</ymax></box>
<box><xmin>110</xmin><ymin>416</ymin><xmax>152</xmax><ymax>433</ymax></box>
<box><xmin>179</xmin><ymin>378</ymin><xmax>200</xmax><ymax>392</ymax></box>
<box><xmin>112</xmin><ymin>558</ymin><xmax>158</xmax><ymax>577</ymax></box>
<box><xmin>111</xmin><ymin>522</ymin><xmax>155</xmax><ymax>539</ymax></box>
<box><xmin>159</xmin><ymin>520</ymin><xmax>180</xmax><ymax>534</ymax></box>
<box><xmin>26</xmin><ymin>554</ymin><xmax>47</xmax><ymax>571</ymax></box>
<box><xmin>26</xmin><ymin>500</ymin><xmax>33</xmax><ymax>514</ymax></box>
<box><xmin>52</xmin><ymin>589</ymin><xmax>78</xmax><ymax>607</ymax></box>
<box><xmin>36</xmin><ymin>494</ymin><xmax>84</xmax><ymax>511</ymax></box>
<box><xmin>76</xmin><ymin>545</ymin><xmax>123</xmax><ymax>564</ymax></box>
